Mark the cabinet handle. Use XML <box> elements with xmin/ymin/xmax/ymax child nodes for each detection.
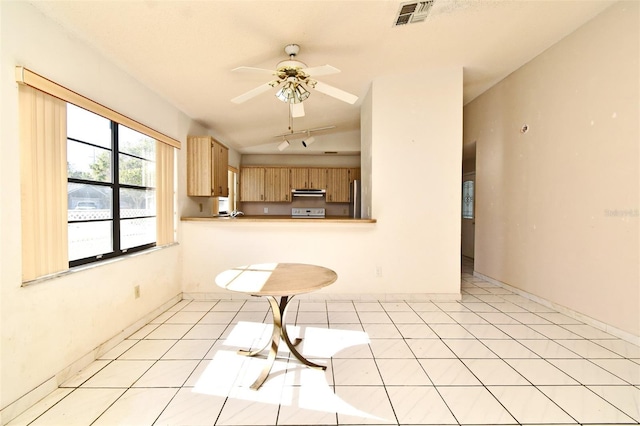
<box><xmin>261</xmin><ymin>194</ymin><xmax>263</xmax><ymax>201</ymax></box>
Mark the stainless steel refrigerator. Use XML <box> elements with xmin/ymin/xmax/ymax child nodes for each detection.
<box><xmin>349</xmin><ymin>180</ymin><xmax>362</xmax><ymax>218</ymax></box>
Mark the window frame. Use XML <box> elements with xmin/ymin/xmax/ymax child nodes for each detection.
<box><xmin>68</xmin><ymin>111</ymin><xmax>157</xmax><ymax>267</ymax></box>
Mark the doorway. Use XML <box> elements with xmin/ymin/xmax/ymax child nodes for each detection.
<box><xmin>461</xmin><ymin>141</ymin><xmax>476</xmax><ymax>259</ymax></box>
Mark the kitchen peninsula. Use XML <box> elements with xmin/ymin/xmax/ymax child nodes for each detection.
<box><xmin>181</xmin><ymin>215</ymin><xmax>376</xmax><ymax>223</ymax></box>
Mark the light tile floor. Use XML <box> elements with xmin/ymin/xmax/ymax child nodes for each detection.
<box><xmin>9</xmin><ymin>259</ymin><xmax>640</xmax><ymax>425</ymax></box>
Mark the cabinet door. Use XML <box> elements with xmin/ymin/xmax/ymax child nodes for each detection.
<box><xmin>349</xmin><ymin>168</ymin><xmax>361</xmax><ymax>183</ymax></box>
<box><xmin>290</xmin><ymin>168</ymin><xmax>308</xmax><ymax>189</ymax></box>
<box><xmin>212</xmin><ymin>142</ymin><xmax>229</xmax><ymax>197</ymax></box>
<box><xmin>220</xmin><ymin>145</ymin><xmax>229</xmax><ymax>196</ymax></box>
<box><xmin>264</xmin><ymin>168</ymin><xmax>291</xmax><ymax>202</ymax></box>
<box><xmin>187</xmin><ymin>136</ymin><xmax>212</xmax><ymax>196</ymax></box>
<box><xmin>326</xmin><ymin>168</ymin><xmax>350</xmax><ymax>203</ymax></box>
<box><xmin>308</xmin><ymin>168</ymin><xmax>327</xmax><ymax>189</ymax></box>
<box><xmin>240</xmin><ymin>167</ymin><xmax>265</xmax><ymax>201</ymax></box>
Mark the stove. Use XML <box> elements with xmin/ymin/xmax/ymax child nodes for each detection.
<box><xmin>291</xmin><ymin>207</ymin><xmax>325</xmax><ymax>218</ymax></box>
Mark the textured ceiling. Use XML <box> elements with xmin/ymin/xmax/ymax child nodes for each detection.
<box><xmin>31</xmin><ymin>0</ymin><xmax>613</xmax><ymax>155</ymax></box>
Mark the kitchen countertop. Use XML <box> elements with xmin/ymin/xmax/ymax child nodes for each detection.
<box><xmin>181</xmin><ymin>215</ymin><xmax>376</xmax><ymax>223</ymax></box>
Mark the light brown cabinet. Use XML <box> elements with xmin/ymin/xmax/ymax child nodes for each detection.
<box><xmin>308</xmin><ymin>168</ymin><xmax>327</xmax><ymax>189</ymax></box>
<box><xmin>290</xmin><ymin>168</ymin><xmax>308</xmax><ymax>189</ymax></box>
<box><xmin>187</xmin><ymin>136</ymin><xmax>229</xmax><ymax>197</ymax></box>
<box><xmin>240</xmin><ymin>167</ymin><xmax>265</xmax><ymax>201</ymax></box>
<box><xmin>286</xmin><ymin>167</ymin><xmax>327</xmax><ymax>190</ymax></box>
<box><xmin>349</xmin><ymin>167</ymin><xmax>361</xmax><ymax>183</ymax></box>
<box><xmin>326</xmin><ymin>168</ymin><xmax>350</xmax><ymax>203</ymax></box>
<box><xmin>240</xmin><ymin>166</ymin><xmax>360</xmax><ymax>203</ymax></box>
<box><xmin>213</xmin><ymin>142</ymin><xmax>229</xmax><ymax>197</ymax></box>
<box><xmin>264</xmin><ymin>168</ymin><xmax>291</xmax><ymax>202</ymax></box>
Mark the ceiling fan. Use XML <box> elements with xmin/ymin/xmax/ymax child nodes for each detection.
<box><xmin>230</xmin><ymin>44</ymin><xmax>358</xmax><ymax>118</ymax></box>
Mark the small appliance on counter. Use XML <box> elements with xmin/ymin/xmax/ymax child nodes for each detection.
<box><xmin>291</xmin><ymin>207</ymin><xmax>325</xmax><ymax>218</ymax></box>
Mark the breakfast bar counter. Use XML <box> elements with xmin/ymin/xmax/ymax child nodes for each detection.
<box><xmin>181</xmin><ymin>215</ymin><xmax>377</xmax><ymax>223</ymax></box>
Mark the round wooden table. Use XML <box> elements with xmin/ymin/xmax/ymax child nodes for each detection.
<box><xmin>215</xmin><ymin>263</ymin><xmax>338</xmax><ymax>389</ymax></box>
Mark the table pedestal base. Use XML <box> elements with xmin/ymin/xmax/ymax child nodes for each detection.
<box><xmin>238</xmin><ymin>295</ymin><xmax>326</xmax><ymax>390</ymax></box>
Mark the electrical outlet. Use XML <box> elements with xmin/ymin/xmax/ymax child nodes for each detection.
<box><xmin>134</xmin><ymin>285</ymin><xmax>140</xmax><ymax>299</ymax></box>
<box><xmin>263</xmin><ymin>207</ymin><xmax>269</xmax><ymax>214</ymax></box>
<box><xmin>375</xmin><ymin>266</ymin><xmax>383</xmax><ymax>277</ymax></box>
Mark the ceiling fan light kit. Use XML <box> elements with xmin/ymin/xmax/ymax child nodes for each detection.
<box><xmin>232</xmin><ymin>44</ymin><xmax>358</xmax><ymax>151</ymax></box>
<box><xmin>231</xmin><ymin>43</ymin><xmax>358</xmax><ymax>115</ymax></box>
<box><xmin>276</xmin><ymin>80</ymin><xmax>310</xmax><ymax>104</ymax></box>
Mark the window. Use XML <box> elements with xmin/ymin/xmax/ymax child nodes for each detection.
<box><xmin>217</xmin><ymin>167</ymin><xmax>238</xmax><ymax>215</ymax></box>
<box><xmin>462</xmin><ymin>180</ymin><xmax>474</xmax><ymax>219</ymax></box>
<box><xmin>18</xmin><ymin>67</ymin><xmax>178</xmax><ymax>281</ymax></box>
<box><xmin>67</xmin><ymin>104</ymin><xmax>156</xmax><ymax>266</ymax></box>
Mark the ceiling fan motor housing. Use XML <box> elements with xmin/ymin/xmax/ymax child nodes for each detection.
<box><xmin>284</xmin><ymin>44</ymin><xmax>300</xmax><ymax>57</ymax></box>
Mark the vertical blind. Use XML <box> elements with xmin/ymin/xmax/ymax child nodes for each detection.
<box><xmin>156</xmin><ymin>141</ymin><xmax>176</xmax><ymax>246</ymax></box>
<box><xmin>19</xmin><ymin>85</ymin><xmax>69</xmax><ymax>281</ymax></box>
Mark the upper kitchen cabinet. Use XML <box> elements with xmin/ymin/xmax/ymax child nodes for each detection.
<box><xmin>187</xmin><ymin>136</ymin><xmax>229</xmax><ymax>197</ymax></box>
<box><xmin>308</xmin><ymin>168</ymin><xmax>327</xmax><ymax>190</ymax></box>
<box><xmin>290</xmin><ymin>168</ymin><xmax>308</xmax><ymax>189</ymax></box>
<box><xmin>213</xmin><ymin>142</ymin><xmax>229</xmax><ymax>196</ymax></box>
<box><xmin>240</xmin><ymin>166</ymin><xmax>360</xmax><ymax>203</ymax></box>
<box><xmin>240</xmin><ymin>167</ymin><xmax>265</xmax><ymax>202</ymax></box>
<box><xmin>290</xmin><ymin>167</ymin><xmax>327</xmax><ymax>189</ymax></box>
<box><xmin>326</xmin><ymin>168</ymin><xmax>350</xmax><ymax>203</ymax></box>
<box><xmin>349</xmin><ymin>167</ymin><xmax>361</xmax><ymax>183</ymax></box>
<box><xmin>264</xmin><ymin>167</ymin><xmax>291</xmax><ymax>202</ymax></box>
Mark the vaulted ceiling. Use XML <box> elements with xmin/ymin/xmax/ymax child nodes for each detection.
<box><xmin>31</xmin><ymin>0</ymin><xmax>613</xmax><ymax>155</ymax></box>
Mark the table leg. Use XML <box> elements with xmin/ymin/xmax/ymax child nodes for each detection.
<box><xmin>246</xmin><ymin>295</ymin><xmax>283</xmax><ymax>390</ymax></box>
<box><xmin>281</xmin><ymin>314</ymin><xmax>326</xmax><ymax>370</ymax></box>
<box><xmin>240</xmin><ymin>295</ymin><xmax>326</xmax><ymax>390</ymax></box>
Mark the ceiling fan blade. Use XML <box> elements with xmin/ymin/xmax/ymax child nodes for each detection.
<box><xmin>290</xmin><ymin>102</ymin><xmax>305</xmax><ymax>118</ymax></box>
<box><xmin>232</xmin><ymin>66</ymin><xmax>277</xmax><ymax>75</ymax></box>
<box><xmin>301</xmin><ymin>64</ymin><xmax>341</xmax><ymax>77</ymax></box>
<box><xmin>231</xmin><ymin>81</ymin><xmax>280</xmax><ymax>104</ymax></box>
<box><xmin>311</xmin><ymin>80</ymin><xmax>358</xmax><ymax>104</ymax></box>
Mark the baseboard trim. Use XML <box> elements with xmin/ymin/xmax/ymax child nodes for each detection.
<box><xmin>473</xmin><ymin>271</ymin><xmax>639</xmax><ymax>346</ymax></box>
<box><xmin>0</xmin><ymin>294</ymin><xmax>182</xmax><ymax>425</ymax></box>
<box><xmin>182</xmin><ymin>292</ymin><xmax>462</xmax><ymax>302</ymax></box>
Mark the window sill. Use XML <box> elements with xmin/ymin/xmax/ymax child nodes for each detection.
<box><xmin>21</xmin><ymin>242</ymin><xmax>179</xmax><ymax>287</ymax></box>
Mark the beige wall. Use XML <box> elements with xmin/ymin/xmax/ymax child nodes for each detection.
<box><xmin>0</xmin><ymin>2</ymin><xmax>202</xmax><ymax>420</ymax></box>
<box><xmin>465</xmin><ymin>1</ymin><xmax>639</xmax><ymax>337</ymax></box>
<box><xmin>180</xmin><ymin>68</ymin><xmax>463</xmax><ymax>299</ymax></box>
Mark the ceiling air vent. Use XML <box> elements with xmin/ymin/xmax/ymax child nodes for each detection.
<box><xmin>394</xmin><ymin>0</ymin><xmax>434</xmax><ymax>26</ymax></box>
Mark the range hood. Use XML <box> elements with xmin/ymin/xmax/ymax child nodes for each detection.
<box><xmin>291</xmin><ymin>188</ymin><xmax>326</xmax><ymax>197</ymax></box>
